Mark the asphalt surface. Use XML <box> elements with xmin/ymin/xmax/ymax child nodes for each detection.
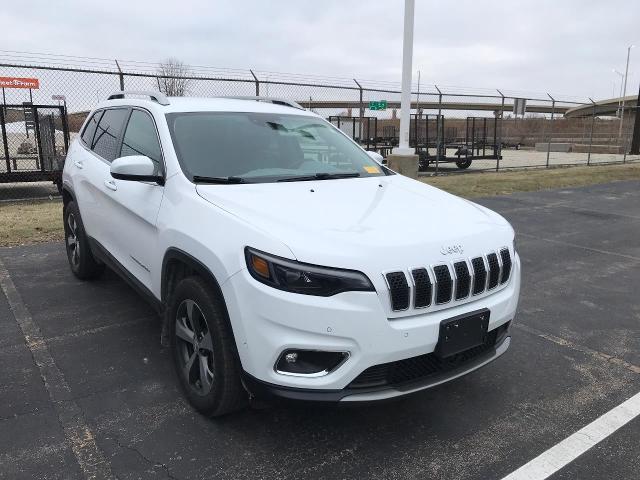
<box><xmin>0</xmin><ymin>181</ymin><xmax>638</xmax><ymax>480</ymax></box>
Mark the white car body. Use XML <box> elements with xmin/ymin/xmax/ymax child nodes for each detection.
<box><xmin>63</xmin><ymin>94</ymin><xmax>520</xmax><ymax>404</ymax></box>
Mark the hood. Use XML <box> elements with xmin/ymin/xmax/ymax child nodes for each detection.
<box><xmin>196</xmin><ymin>175</ymin><xmax>513</xmax><ymax>270</ymax></box>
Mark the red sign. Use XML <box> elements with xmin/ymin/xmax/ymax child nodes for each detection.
<box><xmin>0</xmin><ymin>77</ymin><xmax>40</xmax><ymax>89</ymax></box>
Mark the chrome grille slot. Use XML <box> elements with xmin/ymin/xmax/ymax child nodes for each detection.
<box><xmin>433</xmin><ymin>265</ymin><xmax>453</xmax><ymax>304</ymax></box>
<box><xmin>453</xmin><ymin>261</ymin><xmax>471</xmax><ymax>300</ymax></box>
<box><xmin>500</xmin><ymin>248</ymin><xmax>512</xmax><ymax>284</ymax></box>
<box><xmin>471</xmin><ymin>257</ymin><xmax>487</xmax><ymax>295</ymax></box>
<box><xmin>487</xmin><ymin>253</ymin><xmax>500</xmax><ymax>290</ymax></box>
<box><xmin>385</xmin><ymin>272</ymin><xmax>410</xmax><ymax>311</ymax></box>
<box><xmin>411</xmin><ymin>268</ymin><xmax>432</xmax><ymax>308</ymax></box>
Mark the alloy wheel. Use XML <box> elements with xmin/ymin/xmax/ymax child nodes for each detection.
<box><xmin>66</xmin><ymin>213</ymin><xmax>80</xmax><ymax>267</ymax></box>
<box><xmin>175</xmin><ymin>299</ymin><xmax>215</xmax><ymax>395</ymax></box>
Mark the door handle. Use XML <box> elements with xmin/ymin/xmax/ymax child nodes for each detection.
<box><xmin>74</xmin><ymin>160</ymin><xmax>83</xmax><ymax>169</ymax></box>
<box><xmin>104</xmin><ymin>179</ymin><xmax>117</xmax><ymax>191</ymax></box>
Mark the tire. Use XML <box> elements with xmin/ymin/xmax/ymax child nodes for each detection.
<box><xmin>455</xmin><ymin>158</ymin><xmax>472</xmax><ymax>169</ymax></box>
<box><xmin>63</xmin><ymin>201</ymin><xmax>104</xmax><ymax>280</ymax></box>
<box><xmin>418</xmin><ymin>151</ymin><xmax>430</xmax><ymax>171</ymax></box>
<box><xmin>168</xmin><ymin>276</ymin><xmax>247</xmax><ymax>417</ymax></box>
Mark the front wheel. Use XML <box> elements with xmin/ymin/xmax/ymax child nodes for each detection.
<box><xmin>63</xmin><ymin>201</ymin><xmax>104</xmax><ymax>280</ymax></box>
<box><xmin>169</xmin><ymin>276</ymin><xmax>247</xmax><ymax>416</ymax></box>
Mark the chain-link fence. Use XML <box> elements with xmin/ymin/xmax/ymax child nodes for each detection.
<box><xmin>1</xmin><ymin>56</ymin><xmax>639</xmax><ymax>200</ymax></box>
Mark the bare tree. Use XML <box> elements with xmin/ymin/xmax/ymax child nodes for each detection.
<box><xmin>157</xmin><ymin>58</ymin><xmax>191</xmax><ymax>96</ymax></box>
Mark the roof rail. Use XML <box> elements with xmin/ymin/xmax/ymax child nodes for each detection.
<box><xmin>221</xmin><ymin>96</ymin><xmax>305</xmax><ymax>110</ymax></box>
<box><xmin>107</xmin><ymin>90</ymin><xmax>170</xmax><ymax>106</ymax></box>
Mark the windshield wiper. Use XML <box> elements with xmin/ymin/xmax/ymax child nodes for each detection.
<box><xmin>193</xmin><ymin>175</ymin><xmax>247</xmax><ymax>184</ymax></box>
<box><xmin>277</xmin><ymin>172</ymin><xmax>361</xmax><ymax>182</ymax></box>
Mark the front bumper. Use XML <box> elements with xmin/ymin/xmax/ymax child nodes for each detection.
<box><xmin>222</xmin><ymin>254</ymin><xmax>520</xmax><ymax>394</ymax></box>
<box><xmin>242</xmin><ymin>333</ymin><xmax>511</xmax><ymax>403</ymax></box>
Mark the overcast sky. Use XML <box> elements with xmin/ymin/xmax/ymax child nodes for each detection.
<box><xmin>2</xmin><ymin>0</ymin><xmax>639</xmax><ymax>100</ymax></box>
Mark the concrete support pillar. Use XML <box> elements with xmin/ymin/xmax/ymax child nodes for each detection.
<box><xmin>386</xmin><ymin>154</ymin><xmax>419</xmax><ymax>179</ymax></box>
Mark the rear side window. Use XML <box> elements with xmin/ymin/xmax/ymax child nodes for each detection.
<box><xmin>92</xmin><ymin>108</ymin><xmax>129</xmax><ymax>162</ymax></box>
<box><xmin>120</xmin><ymin>110</ymin><xmax>162</xmax><ymax>171</ymax></box>
<box><xmin>81</xmin><ymin>111</ymin><xmax>103</xmax><ymax>146</ymax></box>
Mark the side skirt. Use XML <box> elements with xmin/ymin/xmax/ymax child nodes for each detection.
<box><xmin>88</xmin><ymin>237</ymin><xmax>164</xmax><ymax>314</ymax></box>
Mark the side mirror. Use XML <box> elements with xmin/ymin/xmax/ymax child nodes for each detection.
<box><xmin>110</xmin><ymin>155</ymin><xmax>164</xmax><ymax>184</ymax></box>
<box><xmin>366</xmin><ymin>151</ymin><xmax>384</xmax><ymax>164</ymax></box>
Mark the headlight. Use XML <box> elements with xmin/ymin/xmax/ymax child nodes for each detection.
<box><xmin>245</xmin><ymin>247</ymin><xmax>375</xmax><ymax>296</ymax></box>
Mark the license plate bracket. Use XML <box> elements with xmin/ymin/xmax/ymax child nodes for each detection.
<box><xmin>435</xmin><ymin>309</ymin><xmax>490</xmax><ymax>358</ymax></box>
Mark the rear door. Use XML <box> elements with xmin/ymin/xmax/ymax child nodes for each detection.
<box><xmin>100</xmin><ymin>108</ymin><xmax>165</xmax><ymax>290</ymax></box>
<box><xmin>71</xmin><ymin>108</ymin><xmax>129</xmax><ymax>249</ymax></box>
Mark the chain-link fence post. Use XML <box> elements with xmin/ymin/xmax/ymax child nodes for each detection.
<box><xmin>587</xmin><ymin>98</ymin><xmax>596</xmax><ymax>166</ymax></box>
<box><xmin>250</xmin><ymin>70</ymin><xmax>259</xmax><ymax>96</ymax></box>
<box><xmin>435</xmin><ymin>85</ymin><xmax>442</xmax><ymax>176</ymax></box>
<box><xmin>114</xmin><ymin>60</ymin><xmax>125</xmax><ymax>90</ymax></box>
<box><xmin>496</xmin><ymin>89</ymin><xmax>505</xmax><ymax>172</ymax></box>
<box><xmin>353</xmin><ymin>79</ymin><xmax>364</xmax><ymax>146</ymax></box>
<box><xmin>546</xmin><ymin>93</ymin><xmax>555</xmax><ymax>168</ymax></box>
<box><xmin>0</xmin><ymin>106</ymin><xmax>9</xmax><ymax>173</ymax></box>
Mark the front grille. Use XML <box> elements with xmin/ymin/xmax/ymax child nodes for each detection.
<box><xmin>500</xmin><ymin>249</ymin><xmax>512</xmax><ymax>284</ymax></box>
<box><xmin>411</xmin><ymin>268</ymin><xmax>432</xmax><ymax>308</ymax></box>
<box><xmin>385</xmin><ymin>272</ymin><xmax>410</xmax><ymax>311</ymax></box>
<box><xmin>454</xmin><ymin>261</ymin><xmax>471</xmax><ymax>300</ymax></box>
<box><xmin>471</xmin><ymin>257</ymin><xmax>487</xmax><ymax>295</ymax></box>
<box><xmin>348</xmin><ymin>324</ymin><xmax>509</xmax><ymax>389</ymax></box>
<box><xmin>433</xmin><ymin>265</ymin><xmax>453</xmax><ymax>304</ymax></box>
<box><xmin>487</xmin><ymin>253</ymin><xmax>500</xmax><ymax>290</ymax></box>
<box><xmin>384</xmin><ymin>246</ymin><xmax>512</xmax><ymax>312</ymax></box>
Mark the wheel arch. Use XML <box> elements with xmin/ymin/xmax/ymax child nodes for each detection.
<box><xmin>161</xmin><ymin>247</ymin><xmax>246</xmax><ymax>366</ymax></box>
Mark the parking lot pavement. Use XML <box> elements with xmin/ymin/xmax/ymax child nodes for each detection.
<box><xmin>0</xmin><ymin>181</ymin><xmax>638</xmax><ymax>480</ymax></box>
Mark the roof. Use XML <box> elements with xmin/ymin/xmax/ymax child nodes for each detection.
<box><xmin>98</xmin><ymin>94</ymin><xmax>314</xmax><ymax>117</ymax></box>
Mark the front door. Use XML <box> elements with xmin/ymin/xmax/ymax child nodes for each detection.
<box><xmin>101</xmin><ymin>108</ymin><xmax>165</xmax><ymax>291</ymax></box>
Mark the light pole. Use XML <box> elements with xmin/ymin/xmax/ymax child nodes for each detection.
<box><xmin>613</xmin><ymin>69</ymin><xmax>624</xmax><ymax>117</ymax></box>
<box><xmin>394</xmin><ymin>0</ymin><xmax>416</xmax><ymax>155</ymax></box>
<box><xmin>618</xmin><ymin>45</ymin><xmax>634</xmax><ymax>143</ymax></box>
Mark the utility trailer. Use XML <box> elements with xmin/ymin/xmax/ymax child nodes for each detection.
<box><xmin>328</xmin><ymin>116</ymin><xmax>379</xmax><ymax>151</ymax></box>
<box><xmin>410</xmin><ymin>114</ymin><xmax>501</xmax><ymax>171</ymax></box>
<box><xmin>0</xmin><ymin>104</ymin><xmax>69</xmax><ymax>193</ymax></box>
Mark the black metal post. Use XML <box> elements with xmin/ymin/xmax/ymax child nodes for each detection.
<box><xmin>435</xmin><ymin>86</ymin><xmax>442</xmax><ymax>176</ymax></box>
<box><xmin>496</xmin><ymin>90</ymin><xmax>505</xmax><ymax>171</ymax></box>
<box><xmin>630</xmin><ymin>83</ymin><xmax>640</xmax><ymax>155</ymax></box>
<box><xmin>29</xmin><ymin>89</ymin><xmax>33</xmax><ymax>103</ymax></box>
<box><xmin>354</xmin><ymin>79</ymin><xmax>364</xmax><ymax>146</ymax></box>
<box><xmin>250</xmin><ymin>70</ymin><xmax>260</xmax><ymax>96</ymax></box>
<box><xmin>60</xmin><ymin>105</ymin><xmax>70</xmax><ymax>152</ymax></box>
<box><xmin>546</xmin><ymin>94</ymin><xmax>555</xmax><ymax>168</ymax></box>
<box><xmin>115</xmin><ymin>60</ymin><xmax>125</xmax><ymax>90</ymax></box>
<box><xmin>32</xmin><ymin>106</ymin><xmax>44</xmax><ymax>171</ymax></box>
<box><xmin>587</xmin><ymin>99</ymin><xmax>596</xmax><ymax>166</ymax></box>
<box><xmin>0</xmin><ymin>106</ymin><xmax>10</xmax><ymax>174</ymax></box>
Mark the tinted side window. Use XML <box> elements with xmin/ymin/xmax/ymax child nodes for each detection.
<box><xmin>81</xmin><ymin>110</ymin><xmax>103</xmax><ymax>146</ymax></box>
<box><xmin>92</xmin><ymin>108</ymin><xmax>128</xmax><ymax>162</ymax></box>
<box><xmin>120</xmin><ymin>110</ymin><xmax>162</xmax><ymax>171</ymax></box>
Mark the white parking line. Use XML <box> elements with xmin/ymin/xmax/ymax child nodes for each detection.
<box><xmin>501</xmin><ymin>390</ymin><xmax>640</xmax><ymax>480</ymax></box>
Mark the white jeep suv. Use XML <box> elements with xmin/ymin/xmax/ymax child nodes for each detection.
<box><xmin>62</xmin><ymin>91</ymin><xmax>520</xmax><ymax>416</ymax></box>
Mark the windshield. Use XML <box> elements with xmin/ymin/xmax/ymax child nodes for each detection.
<box><xmin>166</xmin><ymin>112</ymin><xmax>388</xmax><ymax>183</ymax></box>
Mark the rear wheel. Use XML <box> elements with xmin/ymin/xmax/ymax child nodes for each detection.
<box><xmin>63</xmin><ymin>201</ymin><xmax>104</xmax><ymax>280</ymax></box>
<box><xmin>455</xmin><ymin>158</ymin><xmax>472</xmax><ymax>169</ymax></box>
<box><xmin>169</xmin><ymin>276</ymin><xmax>247</xmax><ymax>416</ymax></box>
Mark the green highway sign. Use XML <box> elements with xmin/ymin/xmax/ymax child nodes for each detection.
<box><xmin>368</xmin><ymin>100</ymin><xmax>387</xmax><ymax>111</ymax></box>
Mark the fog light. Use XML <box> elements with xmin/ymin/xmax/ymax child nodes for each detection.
<box><xmin>285</xmin><ymin>352</ymin><xmax>298</xmax><ymax>363</ymax></box>
<box><xmin>275</xmin><ymin>349</ymin><xmax>348</xmax><ymax>376</ymax></box>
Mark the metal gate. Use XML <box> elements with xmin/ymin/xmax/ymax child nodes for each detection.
<box><xmin>0</xmin><ymin>103</ymin><xmax>69</xmax><ymax>191</ymax></box>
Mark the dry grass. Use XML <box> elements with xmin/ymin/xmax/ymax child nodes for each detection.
<box><xmin>421</xmin><ymin>163</ymin><xmax>640</xmax><ymax>198</ymax></box>
<box><xmin>0</xmin><ymin>163</ymin><xmax>639</xmax><ymax>246</ymax></box>
<box><xmin>0</xmin><ymin>199</ymin><xmax>63</xmax><ymax>247</ymax></box>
